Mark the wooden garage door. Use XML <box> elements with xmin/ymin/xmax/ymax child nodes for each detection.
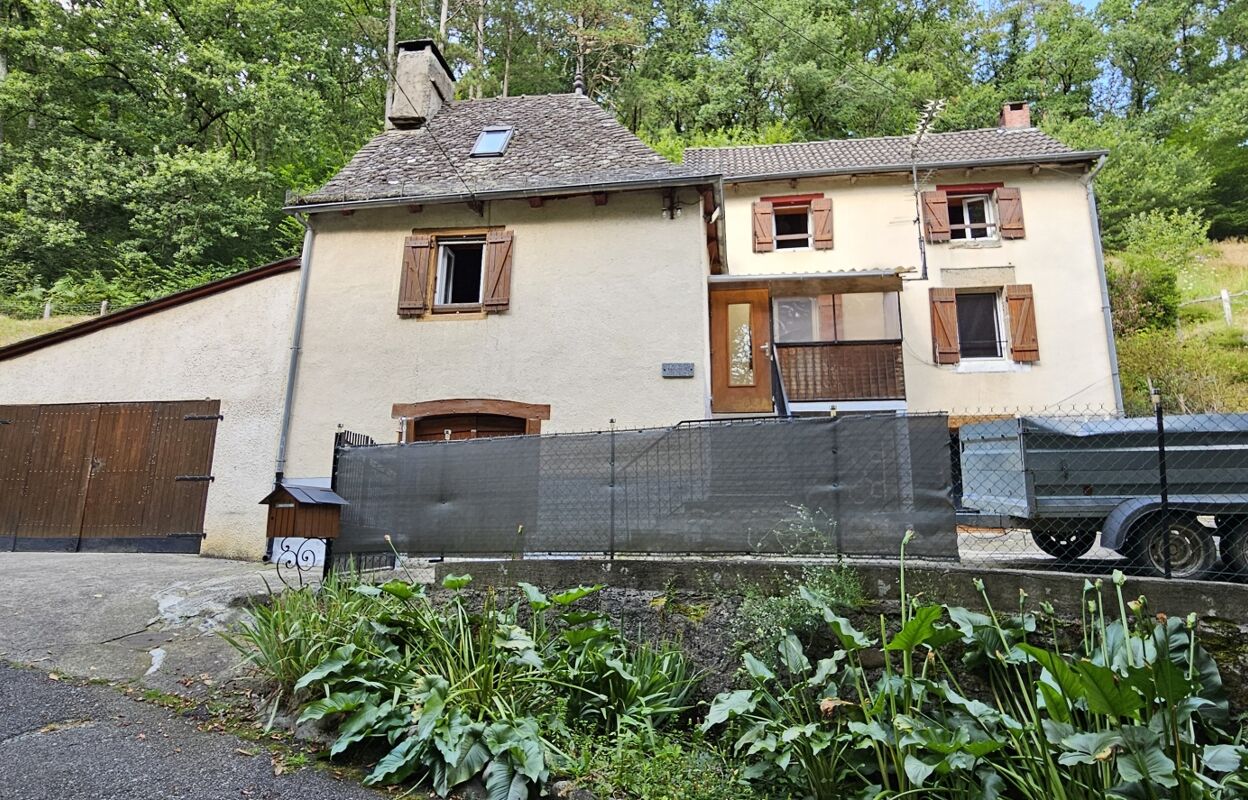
<box><xmin>0</xmin><ymin>400</ymin><xmax>220</xmax><ymax>553</ymax></box>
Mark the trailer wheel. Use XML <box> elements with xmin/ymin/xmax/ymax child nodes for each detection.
<box><xmin>1031</xmin><ymin>527</ymin><xmax>1097</xmax><ymax>560</ymax></box>
<box><xmin>1129</xmin><ymin>515</ymin><xmax>1218</xmax><ymax>579</ymax></box>
<box><xmin>1220</xmin><ymin>523</ymin><xmax>1248</xmax><ymax>575</ymax></box>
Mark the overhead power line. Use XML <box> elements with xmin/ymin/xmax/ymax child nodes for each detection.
<box><xmin>341</xmin><ymin>0</ymin><xmax>479</xmax><ymax>202</ymax></box>
<box><xmin>731</xmin><ymin>0</ymin><xmax>901</xmax><ymax>99</ymax></box>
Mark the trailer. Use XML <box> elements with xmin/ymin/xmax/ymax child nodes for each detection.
<box><xmin>958</xmin><ymin>414</ymin><xmax>1248</xmax><ymax>578</ymax></box>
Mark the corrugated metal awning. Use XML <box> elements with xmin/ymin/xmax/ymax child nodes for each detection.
<box><xmin>708</xmin><ymin>267</ymin><xmax>910</xmax><ymax>294</ymax></box>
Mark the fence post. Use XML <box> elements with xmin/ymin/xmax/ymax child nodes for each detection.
<box><xmin>608</xmin><ymin>419</ymin><xmax>616</xmax><ymax>560</ymax></box>
<box><xmin>42</xmin><ymin>301</ymin><xmax>52</xmax><ymax>319</ymax></box>
<box><xmin>99</xmin><ymin>299</ymin><xmax>109</xmax><ymax>316</ymax></box>
<box><xmin>1222</xmin><ymin>289</ymin><xmax>1234</xmax><ymax>326</ymax></box>
<box><xmin>1151</xmin><ymin>385</ymin><xmax>1171</xmax><ymax>579</ymax></box>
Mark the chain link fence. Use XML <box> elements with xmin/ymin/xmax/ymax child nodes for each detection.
<box><xmin>326</xmin><ymin>405</ymin><xmax>1248</xmax><ymax>584</ymax></box>
<box><xmin>954</xmin><ymin>403</ymin><xmax>1248</xmax><ymax>582</ymax></box>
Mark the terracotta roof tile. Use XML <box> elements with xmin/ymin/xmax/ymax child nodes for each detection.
<box><xmin>683</xmin><ymin>127</ymin><xmax>1095</xmax><ymax>179</ymax></box>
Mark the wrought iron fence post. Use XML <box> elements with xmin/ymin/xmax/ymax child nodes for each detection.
<box><xmin>1152</xmin><ymin>386</ymin><xmax>1171</xmax><ymax>579</ymax></box>
<box><xmin>608</xmin><ymin>420</ymin><xmax>616</xmax><ymax>560</ymax></box>
<box><xmin>322</xmin><ymin>538</ymin><xmax>334</xmax><ymax>580</ymax></box>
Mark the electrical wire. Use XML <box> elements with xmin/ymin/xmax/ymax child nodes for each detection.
<box><xmin>341</xmin><ymin>0</ymin><xmax>479</xmax><ymax>203</ymax></box>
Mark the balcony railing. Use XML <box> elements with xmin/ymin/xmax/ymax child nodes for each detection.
<box><xmin>775</xmin><ymin>340</ymin><xmax>905</xmax><ymax>402</ymax></box>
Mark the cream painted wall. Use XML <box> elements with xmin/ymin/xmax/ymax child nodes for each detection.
<box><xmin>284</xmin><ymin>188</ymin><xmax>712</xmax><ymax>478</ymax></box>
<box><xmin>722</xmin><ymin>168</ymin><xmax>1118</xmax><ymax>412</ymax></box>
<box><xmin>0</xmin><ymin>271</ymin><xmax>300</xmax><ymax>559</ymax></box>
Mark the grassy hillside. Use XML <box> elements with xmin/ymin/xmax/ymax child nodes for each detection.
<box><xmin>1117</xmin><ymin>240</ymin><xmax>1248</xmax><ymax>414</ymax></box>
<box><xmin>0</xmin><ymin>315</ymin><xmax>89</xmax><ymax>348</ymax></box>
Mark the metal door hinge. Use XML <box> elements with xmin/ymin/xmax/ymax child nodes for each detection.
<box><xmin>175</xmin><ymin>475</ymin><xmax>215</xmax><ymax>482</ymax></box>
<box><xmin>184</xmin><ymin>414</ymin><xmax>224</xmax><ymax>421</ymax></box>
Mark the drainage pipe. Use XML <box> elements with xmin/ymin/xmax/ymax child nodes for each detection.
<box><xmin>274</xmin><ymin>215</ymin><xmax>315</xmax><ymax>484</ymax></box>
<box><xmin>1083</xmin><ymin>155</ymin><xmax>1124</xmax><ymax>413</ymax></box>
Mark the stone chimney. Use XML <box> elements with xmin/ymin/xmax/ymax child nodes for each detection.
<box><xmin>387</xmin><ymin>39</ymin><xmax>455</xmax><ymax>129</ymax></box>
<box><xmin>999</xmin><ymin>101</ymin><xmax>1032</xmax><ymax>129</ymax></box>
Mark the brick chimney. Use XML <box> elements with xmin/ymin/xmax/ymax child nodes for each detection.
<box><xmin>387</xmin><ymin>39</ymin><xmax>455</xmax><ymax>129</ymax></box>
<box><xmin>999</xmin><ymin>101</ymin><xmax>1032</xmax><ymax>129</ymax></box>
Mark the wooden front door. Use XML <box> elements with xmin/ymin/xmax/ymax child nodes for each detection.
<box><xmin>409</xmin><ymin>413</ymin><xmax>529</xmax><ymax>441</ymax></box>
<box><xmin>710</xmin><ymin>287</ymin><xmax>774</xmax><ymax>413</ymax></box>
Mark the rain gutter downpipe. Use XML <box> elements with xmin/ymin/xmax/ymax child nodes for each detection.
<box><xmin>274</xmin><ymin>213</ymin><xmax>315</xmax><ymax>487</ymax></box>
<box><xmin>1084</xmin><ymin>154</ymin><xmax>1125</xmax><ymax>414</ymax></box>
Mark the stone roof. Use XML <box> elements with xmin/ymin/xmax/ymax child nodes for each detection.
<box><xmin>292</xmin><ymin>94</ymin><xmax>713</xmax><ymax>206</ymax></box>
<box><xmin>683</xmin><ymin>127</ymin><xmax>1101</xmax><ymax>180</ymax></box>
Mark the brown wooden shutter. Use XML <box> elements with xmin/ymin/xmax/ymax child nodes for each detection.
<box><xmin>996</xmin><ymin>187</ymin><xmax>1026</xmax><ymax>239</ymax></box>
<box><xmin>929</xmin><ymin>287</ymin><xmax>960</xmax><ymax>364</ymax></box>
<box><xmin>752</xmin><ymin>201</ymin><xmax>774</xmax><ymax>252</ymax></box>
<box><xmin>483</xmin><ymin>229</ymin><xmax>514</xmax><ymax>312</ymax></box>
<box><xmin>1005</xmin><ymin>284</ymin><xmax>1039</xmax><ymax>362</ymax></box>
<box><xmin>398</xmin><ymin>234</ymin><xmax>433</xmax><ymax>317</ymax></box>
<box><xmin>811</xmin><ymin>198</ymin><xmax>834</xmax><ymax>250</ymax></box>
<box><xmin>921</xmin><ymin>191</ymin><xmax>950</xmax><ymax>243</ymax></box>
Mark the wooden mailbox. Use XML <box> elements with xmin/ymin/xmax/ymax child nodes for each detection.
<box><xmin>259</xmin><ymin>482</ymin><xmax>347</xmax><ymax>540</ymax></box>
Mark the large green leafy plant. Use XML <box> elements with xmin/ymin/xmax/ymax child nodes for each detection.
<box><xmin>704</xmin><ymin>534</ymin><xmax>1248</xmax><ymax>799</ymax></box>
<box><xmin>232</xmin><ymin>573</ymin><xmax>701</xmax><ymax>799</ymax></box>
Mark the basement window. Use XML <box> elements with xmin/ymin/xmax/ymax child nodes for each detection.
<box><xmin>470</xmin><ymin>126</ymin><xmax>513</xmax><ymax>157</ymax></box>
<box><xmin>436</xmin><ymin>239</ymin><xmax>485</xmax><ymax>307</ymax></box>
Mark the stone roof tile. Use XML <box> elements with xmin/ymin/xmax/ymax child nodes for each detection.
<box><xmin>294</xmin><ymin>93</ymin><xmax>710</xmax><ymax>205</ymax></box>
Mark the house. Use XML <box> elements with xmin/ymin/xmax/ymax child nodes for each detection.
<box><xmin>682</xmin><ymin>101</ymin><xmax>1120</xmax><ymax>417</ymax></box>
<box><xmin>0</xmin><ymin>40</ymin><xmax>1119</xmax><ymax>559</ymax></box>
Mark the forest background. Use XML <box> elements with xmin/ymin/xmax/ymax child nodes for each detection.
<box><xmin>0</xmin><ymin>0</ymin><xmax>1245</xmax><ymax>410</ymax></box>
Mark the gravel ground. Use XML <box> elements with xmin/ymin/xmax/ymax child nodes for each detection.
<box><xmin>0</xmin><ymin>663</ymin><xmax>385</xmax><ymax>800</ymax></box>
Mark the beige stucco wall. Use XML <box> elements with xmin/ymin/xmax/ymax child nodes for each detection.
<box><xmin>722</xmin><ymin>167</ymin><xmax>1118</xmax><ymax>412</ymax></box>
<box><xmin>0</xmin><ymin>271</ymin><xmax>300</xmax><ymax>559</ymax></box>
<box><xmin>284</xmin><ymin>188</ymin><xmax>712</xmax><ymax>478</ymax></box>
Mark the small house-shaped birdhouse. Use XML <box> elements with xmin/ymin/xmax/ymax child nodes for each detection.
<box><xmin>259</xmin><ymin>482</ymin><xmax>348</xmax><ymax>540</ymax></box>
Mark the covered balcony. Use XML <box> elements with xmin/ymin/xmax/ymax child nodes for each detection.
<box><xmin>709</xmin><ymin>270</ymin><xmax>907</xmax><ymax>415</ymax></box>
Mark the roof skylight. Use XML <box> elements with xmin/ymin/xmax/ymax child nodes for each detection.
<box><xmin>470</xmin><ymin>126</ymin><xmax>513</xmax><ymax>157</ymax></box>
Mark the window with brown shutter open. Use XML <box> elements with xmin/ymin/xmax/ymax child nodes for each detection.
<box><xmin>811</xmin><ymin>198</ymin><xmax>833</xmax><ymax>250</ymax></box>
<box><xmin>929</xmin><ymin>287</ymin><xmax>960</xmax><ymax>363</ymax></box>
<box><xmin>752</xmin><ymin>201</ymin><xmax>775</xmax><ymax>252</ymax></box>
<box><xmin>483</xmin><ymin>229</ymin><xmax>513</xmax><ymax>311</ymax></box>
<box><xmin>398</xmin><ymin>234</ymin><xmax>434</xmax><ymax>317</ymax></box>
<box><xmin>1005</xmin><ymin>283</ymin><xmax>1039</xmax><ymax>361</ymax></box>
<box><xmin>397</xmin><ymin>227</ymin><xmax>513</xmax><ymax>317</ymax></box>
<box><xmin>995</xmin><ymin>187</ymin><xmax>1026</xmax><ymax>239</ymax></box>
<box><xmin>921</xmin><ymin>191</ymin><xmax>951</xmax><ymax>243</ymax></box>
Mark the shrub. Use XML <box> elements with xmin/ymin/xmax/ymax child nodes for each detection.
<box><xmin>564</xmin><ymin>732</ymin><xmax>767</xmax><ymax>800</ymax></box>
<box><xmin>1109</xmin><ymin>209</ymin><xmax>1211</xmax><ymax>336</ymax></box>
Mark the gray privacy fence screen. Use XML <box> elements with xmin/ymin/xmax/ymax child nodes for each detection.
<box><xmin>332</xmin><ymin>415</ymin><xmax>957</xmax><ymax>560</ymax></box>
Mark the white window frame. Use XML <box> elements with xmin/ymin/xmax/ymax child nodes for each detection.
<box><xmin>948</xmin><ymin>194</ymin><xmax>999</xmax><ymax>241</ymax></box>
<box><xmin>772</xmin><ymin>205</ymin><xmax>813</xmax><ymax>250</ymax></box>
<box><xmin>954</xmin><ymin>289</ymin><xmax>1006</xmax><ymax>360</ymax></box>
<box><xmin>435</xmin><ymin>238</ymin><xmax>486</xmax><ymax>307</ymax></box>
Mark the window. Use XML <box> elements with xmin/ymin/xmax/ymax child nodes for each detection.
<box><xmin>948</xmin><ymin>194</ymin><xmax>997</xmax><ymax>240</ymax></box>
<box><xmin>470</xmin><ymin>126</ymin><xmax>512</xmax><ymax>157</ymax></box>
<box><xmin>436</xmin><ymin>239</ymin><xmax>485</xmax><ymax>306</ymax></box>
<box><xmin>955</xmin><ymin>291</ymin><xmax>1002</xmax><ymax>358</ymax></box>
<box><xmin>774</xmin><ymin>297</ymin><xmax>817</xmax><ymax>342</ymax></box>
<box><xmin>773</xmin><ymin>206</ymin><xmax>811</xmax><ymax>249</ymax></box>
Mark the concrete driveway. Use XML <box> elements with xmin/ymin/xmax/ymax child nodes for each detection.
<box><xmin>0</xmin><ymin>552</ymin><xmax>278</xmax><ymax>692</ymax></box>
